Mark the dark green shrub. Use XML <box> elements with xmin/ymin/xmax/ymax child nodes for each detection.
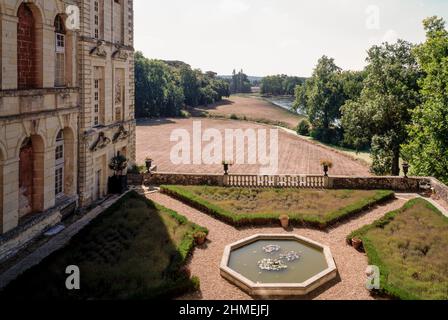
<box><xmin>297</xmin><ymin>119</ymin><xmax>311</xmax><ymax>136</ymax></box>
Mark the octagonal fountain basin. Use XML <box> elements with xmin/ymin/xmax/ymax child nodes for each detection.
<box><xmin>220</xmin><ymin>234</ymin><xmax>337</xmax><ymax>297</ymax></box>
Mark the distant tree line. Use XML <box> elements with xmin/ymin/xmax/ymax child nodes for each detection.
<box><xmin>229</xmin><ymin>69</ymin><xmax>252</xmax><ymax>94</ymax></box>
<box><xmin>260</xmin><ymin>75</ymin><xmax>306</xmax><ymax>96</ymax></box>
<box><xmin>294</xmin><ymin>16</ymin><xmax>448</xmax><ymax>183</ymax></box>
<box><xmin>135</xmin><ymin>52</ymin><xmax>230</xmax><ymax>118</ymax></box>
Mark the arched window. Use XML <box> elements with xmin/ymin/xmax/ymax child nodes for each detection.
<box><xmin>19</xmin><ymin>135</ymin><xmax>45</xmax><ymax>216</ymax></box>
<box><xmin>54</xmin><ymin>15</ymin><xmax>66</xmax><ymax>87</ymax></box>
<box><xmin>55</xmin><ymin>130</ymin><xmax>64</xmax><ymax>197</ymax></box>
<box><xmin>17</xmin><ymin>4</ymin><xmax>37</xmax><ymax>89</ymax></box>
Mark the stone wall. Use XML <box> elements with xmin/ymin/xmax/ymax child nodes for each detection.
<box><xmin>143</xmin><ymin>172</ymin><xmax>224</xmax><ymax>186</ymax></box>
<box><xmin>328</xmin><ymin>176</ymin><xmax>428</xmax><ymax>192</ymax></box>
<box><xmin>0</xmin><ymin>196</ymin><xmax>77</xmax><ymax>262</ymax></box>
<box><xmin>430</xmin><ymin>178</ymin><xmax>448</xmax><ymax>207</ymax></box>
<box><xmin>127</xmin><ymin>173</ymin><xmax>143</xmax><ymax>185</ymax></box>
<box><xmin>133</xmin><ymin>172</ymin><xmax>448</xmax><ymax>207</ymax></box>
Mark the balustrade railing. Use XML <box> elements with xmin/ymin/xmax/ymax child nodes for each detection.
<box><xmin>225</xmin><ymin>174</ymin><xmax>327</xmax><ymax>188</ymax></box>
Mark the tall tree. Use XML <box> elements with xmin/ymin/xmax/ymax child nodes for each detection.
<box><xmin>403</xmin><ymin>17</ymin><xmax>448</xmax><ymax>183</ymax></box>
<box><xmin>179</xmin><ymin>65</ymin><xmax>200</xmax><ymax>107</ymax></box>
<box><xmin>295</xmin><ymin>56</ymin><xmax>344</xmax><ymax>142</ymax></box>
<box><xmin>341</xmin><ymin>40</ymin><xmax>421</xmax><ymax>175</ymax></box>
<box><xmin>230</xmin><ymin>69</ymin><xmax>252</xmax><ymax>94</ymax></box>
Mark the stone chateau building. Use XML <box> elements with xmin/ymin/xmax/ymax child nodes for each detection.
<box><xmin>0</xmin><ymin>0</ymin><xmax>135</xmax><ymax>256</ymax></box>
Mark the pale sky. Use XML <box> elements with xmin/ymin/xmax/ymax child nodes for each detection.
<box><xmin>134</xmin><ymin>0</ymin><xmax>448</xmax><ymax>77</ymax></box>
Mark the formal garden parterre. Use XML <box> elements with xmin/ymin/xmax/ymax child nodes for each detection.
<box><xmin>160</xmin><ymin>185</ymin><xmax>395</xmax><ymax>228</ymax></box>
<box><xmin>348</xmin><ymin>198</ymin><xmax>448</xmax><ymax>300</ymax></box>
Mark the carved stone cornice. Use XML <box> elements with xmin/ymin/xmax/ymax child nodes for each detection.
<box><xmin>90</xmin><ymin>132</ymin><xmax>111</xmax><ymax>151</ymax></box>
<box><xmin>90</xmin><ymin>40</ymin><xmax>107</xmax><ymax>58</ymax></box>
<box><xmin>112</xmin><ymin>125</ymin><xmax>130</xmax><ymax>143</ymax></box>
<box><xmin>112</xmin><ymin>44</ymin><xmax>129</xmax><ymax>61</ymax></box>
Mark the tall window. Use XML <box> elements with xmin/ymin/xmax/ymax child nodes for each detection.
<box><xmin>54</xmin><ymin>15</ymin><xmax>66</xmax><ymax>87</ymax></box>
<box><xmin>93</xmin><ymin>0</ymin><xmax>103</xmax><ymax>39</ymax></box>
<box><xmin>113</xmin><ymin>0</ymin><xmax>124</xmax><ymax>44</ymax></box>
<box><xmin>17</xmin><ymin>4</ymin><xmax>37</xmax><ymax>89</ymax></box>
<box><xmin>93</xmin><ymin>67</ymin><xmax>105</xmax><ymax>126</ymax></box>
<box><xmin>55</xmin><ymin>131</ymin><xmax>64</xmax><ymax>197</ymax></box>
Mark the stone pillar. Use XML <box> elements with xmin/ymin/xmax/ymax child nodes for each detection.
<box><xmin>1</xmin><ymin>14</ymin><xmax>18</xmax><ymax>90</ymax></box>
<box><xmin>40</xmin><ymin>24</ymin><xmax>56</xmax><ymax>88</ymax></box>
<box><xmin>41</xmin><ymin>146</ymin><xmax>56</xmax><ymax>211</ymax></box>
<box><xmin>1</xmin><ymin>158</ymin><xmax>19</xmax><ymax>233</ymax></box>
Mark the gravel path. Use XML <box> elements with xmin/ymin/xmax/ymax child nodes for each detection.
<box><xmin>147</xmin><ymin>192</ymin><xmax>409</xmax><ymax>300</ymax></box>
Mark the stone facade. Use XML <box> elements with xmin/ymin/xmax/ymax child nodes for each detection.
<box><xmin>77</xmin><ymin>0</ymin><xmax>135</xmax><ymax>206</ymax></box>
<box><xmin>0</xmin><ymin>0</ymin><xmax>135</xmax><ymax>247</ymax></box>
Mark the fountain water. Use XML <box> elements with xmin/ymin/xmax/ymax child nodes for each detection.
<box><xmin>220</xmin><ymin>234</ymin><xmax>338</xmax><ymax>296</ymax></box>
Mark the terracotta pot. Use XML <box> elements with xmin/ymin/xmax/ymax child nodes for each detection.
<box><xmin>195</xmin><ymin>235</ymin><xmax>206</xmax><ymax>246</ymax></box>
<box><xmin>280</xmin><ymin>216</ymin><xmax>290</xmax><ymax>229</ymax></box>
<box><xmin>352</xmin><ymin>238</ymin><xmax>363</xmax><ymax>250</ymax></box>
<box><xmin>180</xmin><ymin>266</ymin><xmax>191</xmax><ymax>279</ymax></box>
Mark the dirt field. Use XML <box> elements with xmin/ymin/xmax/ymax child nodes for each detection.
<box><xmin>136</xmin><ymin>118</ymin><xmax>370</xmax><ymax>176</ymax></box>
<box><xmin>192</xmin><ymin>95</ymin><xmax>303</xmax><ymax>130</ymax></box>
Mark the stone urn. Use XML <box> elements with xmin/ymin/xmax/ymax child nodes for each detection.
<box><xmin>222</xmin><ymin>161</ymin><xmax>232</xmax><ymax>175</ymax></box>
<box><xmin>279</xmin><ymin>215</ymin><xmax>290</xmax><ymax>229</ymax></box>
<box><xmin>402</xmin><ymin>162</ymin><xmax>410</xmax><ymax>178</ymax></box>
<box><xmin>145</xmin><ymin>158</ymin><xmax>153</xmax><ymax>173</ymax></box>
<box><xmin>321</xmin><ymin>160</ymin><xmax>333</xmax><ymax>177</ymax></box>
<box><xmin>352</xmin><ymin>238</ymin><xmax>363</xmax><ymax>250</ymax></box>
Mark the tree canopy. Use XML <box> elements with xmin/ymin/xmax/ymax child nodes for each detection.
<box><xmin>403</xmin><ymin>16</ymin><xmax>448</xmax><ymax>183</ymax></box>
<box><xmin>229</xmin><ymin>69</ymin><xmax>252</xmax><ymax>94</ymax></box>
<box><xmin>341</xmin><ymin>40</ymin><xmax>421</xmax><ymax>175</ymax></box>
<box><xmin>293</xmin><ymin>56</ymin><xmax>346</xmax><ymax>143</ymax></box>
<box><xmin>260</xmin><ymin>75</ymin><xmax>305</xmax><ymax>96</ymax></box>
<box><xmin>135</xmin><ymin>52</ymin><xmax>229</xmax><ymax>118</ymax></box>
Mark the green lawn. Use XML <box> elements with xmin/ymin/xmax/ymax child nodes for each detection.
<box><xmin>161</xmin><ymin>186</ymin><xmax>394</xmax><ymax>228</ymax></box>
<box><xmin>0</xmin><ymin>191</ymin><xmax>207</xmax><ymax>300</ymax></box>
<box><xmin>349</xmin><ymin>198</ymin><xmax>448</xmax><ymax>300</ymax></box>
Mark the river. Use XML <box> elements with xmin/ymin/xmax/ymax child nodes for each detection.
<box><xmin>263</xmin><ymin>96</ymin><xmax>305</xmax><ymax>115</ymax></box>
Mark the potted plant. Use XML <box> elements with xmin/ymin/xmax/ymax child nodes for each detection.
<box><xmin>194</xmin><ymin>231</ymin><xmax>207</xmax><ymax>246</ymax></box>
<box><xmin>108</xmin><ymin>153</ymin><xmax>128</xmax><ymax>194</ymax></box>
<box><xmin>179</xmin><ymin>266</ymin><xmax>191</xmax><ymax>279</ymax></box>
<box><xmin>351</xmin><ymin>237</ymin><xmax>363</xmax><ymax>250</ymax></box>
<box><xmin>320</xmin><ymin>160</ymin><xmax>333</xmax><ymax>177</ymax></box>
<box><xmin>145</xmin><ymin>157</ymin><xmax>153</xmax><ymax>173</ymax></box>
<box><xmin>279</xmin><ymin>215</ymin><xmax>290</xmax><ymax>229</ymax></box>
<box><xmin>222</xmin><ymin>160</ymin><xmax>233</xmax><ymax>175</ymax></box>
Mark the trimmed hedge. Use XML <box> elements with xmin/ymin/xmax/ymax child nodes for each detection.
<box><xmin>347</xmin><ymin>198</ymin><xmax>448</xmax><ymax>300</ymax></box>
<box><xmin>161</xmin><ymin>186</ymin><xmax>395</xmax><ymax>229</ymax></box>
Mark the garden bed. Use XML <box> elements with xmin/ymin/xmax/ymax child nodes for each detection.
<box><xmin>0</xmin><ymin>191</ymin><xmax>208</xmax><ymax>300</ymax></box>
<box><xmin>348</xmin><ymin>198</ymin><xmax>448</xmax><ymax>300</ymax></box>
<box><xmin>161</xmin><ymin>186</ymin><xmax>394</xmax><ymax>229</ymax></box>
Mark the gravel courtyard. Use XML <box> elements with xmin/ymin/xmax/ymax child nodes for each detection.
<box><xmin>146</xmin><ymin>192</ymin><xmax>413</xmax><ymax>300</ymax></box>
